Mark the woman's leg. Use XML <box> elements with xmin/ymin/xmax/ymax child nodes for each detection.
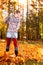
<box><xmin>6</xmin><ymin>38</ymin><xmax>11</xmax><ymax>51</ymax></box>
<box><xmin>13</xmin><ymin>38</ymin><xmax>18</xmax><ymax>56</ymax></box>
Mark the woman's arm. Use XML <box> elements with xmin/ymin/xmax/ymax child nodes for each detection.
<box><xmin>16</xmin><ymin>18</ymin><xmax>20</xmax><ymax>30</ymax></box>
<box><xmin>4</xmin><ymin>16</ymin><xmax>10</xmax><ymax>23</ymax></box>
<box><xmin>13</xmin><ymin>18</ymin><xmax>20</xmax><ymax>32</ymax></box>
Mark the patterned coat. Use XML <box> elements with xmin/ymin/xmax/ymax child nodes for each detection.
<box><xmin>4</xmin><ymin>14</ymin><xmax>20</xmax><ymax>38</ymax></box>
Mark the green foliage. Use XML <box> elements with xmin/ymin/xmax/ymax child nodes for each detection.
<box><xmin>39</xmin><ymin>9</ymin><xmax>43</xmax><ymax>39</ymax></box>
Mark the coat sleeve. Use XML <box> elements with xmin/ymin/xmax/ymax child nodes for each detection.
<box><xmin>16</xmin><ymin>18</ymin><xmax>20</xmax><ymax>30</ymax></box>
<box><xmin>4</xmin><ymin>16</ymin><xmax>10</xmax><ymax>23</ymax></box>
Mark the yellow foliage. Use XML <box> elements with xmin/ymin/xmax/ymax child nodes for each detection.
<box><xmin>0</xmin><ymin>41</ymin><xmax>43</xmax><ymax>63</ymax></box>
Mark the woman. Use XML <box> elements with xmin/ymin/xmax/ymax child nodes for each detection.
<box><xmin>4</xmin><ymin>10</ymin><xmax>20</xmax><ymax>56</ymax></box>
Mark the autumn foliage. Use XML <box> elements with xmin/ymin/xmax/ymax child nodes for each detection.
<box><xmin>0</xmin><ymin>40</ymin><xmax>43</xmax><ymax>64</ymax></box>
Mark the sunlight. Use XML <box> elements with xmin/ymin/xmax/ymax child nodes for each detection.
<box><xmin>19</xmin><ymin>0</ymin><xmax>26</xmax><ymax>4</ymax></box>
<box><xmin>11</xmin><ymin>0</ymin><xmax>17</xmax><ymax>2</ymax></box>
<box><xmin>11</xmin><ymin>0</ymin><xmax>26</xmax><ymax>4</ymax></box>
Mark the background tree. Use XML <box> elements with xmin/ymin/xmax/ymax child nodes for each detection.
<box><xmin>26</xmin><ymin>0</ymin><xmax>42</xmax><ymax>40</ymax></box>
<box><xmin>39</xmin><ymin>4</ymin><xmax>43</xmax><ymax>39</ymax></box>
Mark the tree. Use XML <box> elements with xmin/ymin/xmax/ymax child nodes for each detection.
<box><xmin>39</xmin><ymin>5</ymin><xmax>43</xmax><ymax>39</ymax></box>
<box><xmin>26</xmin><ymin>0</ymin><xmax>29</xmax><ymax>40</ymax></box>
<box><xmin>26</xmin><ymin>0</ymin><xmax>42</xmax><ymax>40</ymax></box>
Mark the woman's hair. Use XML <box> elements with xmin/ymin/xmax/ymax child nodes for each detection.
<box><xmin>14</xmin><ymin>10</ymin><xmax>20</xmax><ymax>14</ymax></box>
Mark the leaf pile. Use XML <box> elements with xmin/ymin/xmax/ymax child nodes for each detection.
<box><xmin>0</xmin><ymin>41</ymin><xmax>43</xmax><ymax>64</ymax></box>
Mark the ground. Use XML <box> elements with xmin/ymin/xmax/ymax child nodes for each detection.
<box><xmin>0</xmin><ymin>39</ymin><xmax>43</xmax><ymax>65</ymax></box>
